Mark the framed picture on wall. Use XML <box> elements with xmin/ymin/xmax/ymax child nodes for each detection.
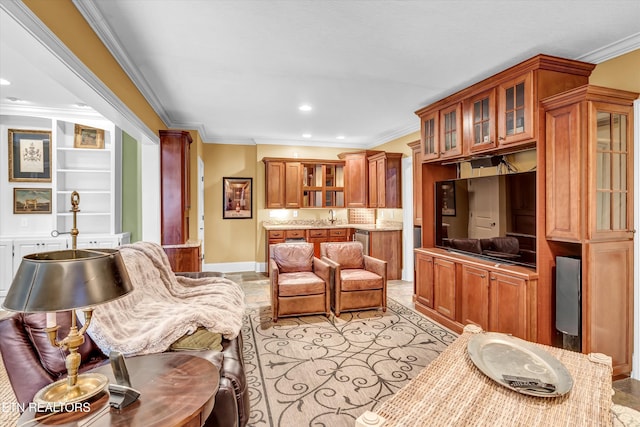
<box><xmin>74</xmin><ymin>124</ymin><xmax>105</xmax><ymax>149</ymax></box>
<box><xmin>13</xmin><ymin>188</ymin><xmax>52</xmax><ymax>214</ymax></box>
<box><xmin>223</xmin><ymin>177</ymin><xmax>252</xmax><ymax>219</ymax></box>
<box><xmin>8</xmin><ymin>129</ymin><xmax>52</xmax><ymax>182</ymax></box>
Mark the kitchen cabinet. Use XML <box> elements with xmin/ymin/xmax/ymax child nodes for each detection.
<box><xmin>414</xmin><ymin>248</ymin><xmax>537</xmax><ymax>340</ymax></box>
<box><xmin>433</xmin><ymin>257</ymin><xmax>456</xmax><ymax>320</ymax></box>
<box><xmin>369</xmin><ymin>230</ymin><xmax>402</xmax><ymax>280</ymax></box>
<box><xmin>542</xmin><ymin>85</ymin><xmax>637</xmax><ymax>376</ymax></box>
<box><xmin>263</xmin><ymin>158</ymin><xmax>344</xmax><ymax>208</ymax></box>
<box><xmin>264</xmin><ymin>160</ymin><xmax>287</xmax><ymax>208</ymax></box>
<box><xmin>338</xmin><ymin>151</ymin><xmax>381</xmax><ymax>208</ymax></box>
<box><xmin>408</xmin><ymin>141</ymin><xmax>422</xmax><ymax>226</ymax></box>
<box><xmin>464</xmin><ymin>88</ymin><xmax>497</xmax><ymax>153</ymax></box>
<box><xmin>75</xmin><ymin>233</ymin><xmax>130</xmax><ymax>249</ymax></box>
<box><xmin>328</xmin><ymin>228</ymin><xmax>348</xmax><ymax>242</ymax></box>
<box><xmin>160</xmin><ymin>130</ymin><xmax>192</xmax><ymax>245</ymax></box>
<box><xmin>367</xmin><ymin>152</ymin><xmax>403</xmax><ymax>208</ymax></box>
<box><xmin>544</xmin><ymin>86</ymin><xmax>636</xmax><ymax>242</ymax></box>
<box><xmin>460</xmin><ymin>264</ymin><xmax>490</xmax><ymax>329</ymax></box>
<box><xmin>584</xmin><ymin>241</ymin><xmax>633</xmax><ymax>376</ymax></box>
<box><xmin>414</xmin><ymin>251</ymin><xmax>433</xmax><ymax>308</ymax></box>
<box><xmin>307</xmin><ymin>228</ymin><xmax>328</xmax><ymax>257</ymax></box>
<box><xmin>497</xmin><ymin>72</ymin><xmax>534</xmax><ymax>146</ymax></box>
<box><xmin>416</xmin><ymin>55</ymin><xmax>594</xmax><ymax>164</ymax></box>
<box><xmin>489</xmin><ymin>271</ymin><xmax>528</xmax><ymax>339</ymax></box>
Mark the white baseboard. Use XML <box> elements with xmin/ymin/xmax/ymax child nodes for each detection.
<box><xmin>203</xmin><ymin>261</ymin><xmax>266</xmax><ymax>274</ymax></box>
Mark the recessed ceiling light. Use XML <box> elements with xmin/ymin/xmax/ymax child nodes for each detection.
<box><xmin>0</xmin><ymin>78</ymin><xmax>10</xmax><ymax>86</ymax></box>
<box><xmin>6</xmin><ymin>97</ymin><xmax>21</xmax><ymax>102</ymax></box>
<box><xmin>336</xmin><ymin>135</ymin><xmax>345</xmax><ymax>140</ymax></box>
<box><xmin>302</xmin><ymin>133</ymin><xmax>312</xmax><ymax>138</ymax></box>
<box><xmin>298</xmin><ymin>104</ymin><xmax>312</xmax><ymax>112</ymax></box>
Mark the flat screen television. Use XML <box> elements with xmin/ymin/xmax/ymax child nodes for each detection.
<box><xmin>434</xmin><ymin>170</ymin><xmax>536</xmax><ymax>268</ymax></box>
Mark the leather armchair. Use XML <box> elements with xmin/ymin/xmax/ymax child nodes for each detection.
<box><xmin>320</xmin><ymin>241</ymin><xmax>387</xmax><ymax>317</ymax></box>
<box><xmin>269</xmin><ymin>242</ymin><xmax>331</xmax><ymax>322</ymax></box>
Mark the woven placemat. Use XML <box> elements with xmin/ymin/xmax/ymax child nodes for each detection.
<box><xmin>376</xmin><ymin>328</ymin><xmax>613</xmax><ymax>426</ymax></box>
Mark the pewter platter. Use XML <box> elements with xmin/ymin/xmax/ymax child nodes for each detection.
<box><xmin>467</xmin><ymin>332</ymin><xmax>573</xmax><ymax>397</ymax></box>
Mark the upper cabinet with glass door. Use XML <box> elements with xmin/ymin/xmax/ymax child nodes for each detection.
<box><xmin>416</xmin><ymin>55</ymin><xmax>595</xmax><ymax>163</ymax></box>
<box><xmin>497</xmin><ymin>72</ymin><xmax>534</xmax><ymax>146</ymax></box>
<box><xmin>542</xmin><ymin>85</ymin><xmax>637</xmax><ymax>242</ymax></box>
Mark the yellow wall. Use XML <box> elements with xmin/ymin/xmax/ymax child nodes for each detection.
<box><xmin>590</xmin><ymin>49</ymin><xmax>640</xmax><ymax>92</ymax></box>
<box><xmin>203</xmin><ymin>144</ymin><xmax>257</xmax><ymax>263</ymax></box>
<box><xmin>24</xmin><ymin>0</ymin><xmax>167</xmax><ymax>134</ymax></box>
<box><xmin>371</xmin><ymin>131</ymin><xmax>420</xmax><ymax>155</ymax></box>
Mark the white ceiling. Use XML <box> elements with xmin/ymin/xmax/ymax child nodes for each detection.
<box><xmin>1</xmin><ymin>1</ymin><xmax>640</xmax><ymax>148</ymax></box>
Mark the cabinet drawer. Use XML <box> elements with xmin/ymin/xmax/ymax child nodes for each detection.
<box><xmin>285</xmin><ymin>229</ymin><xmax>305</xmax><ymax>239</ymax></box>
<box><xmin>308</xmin><ymin>229</ymin><xmax>328</xmax><ymax>238</ymax></box>
<box><xmin>268</xmin><ymin>230</ymin><xmax>285</xmax><ymax>239</ymax></box>
<box><xmin>329</xmin><ymin>228</ymin><xmax>347</xmax><ymax>237</ymax></box>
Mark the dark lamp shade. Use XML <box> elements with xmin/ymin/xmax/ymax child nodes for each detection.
<box><xmin>2</xmin><ymin>248</ymin><xmax>133</xmax><ymax>312</ymax></box>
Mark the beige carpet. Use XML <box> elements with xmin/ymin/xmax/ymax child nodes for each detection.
<box><xmin>242</xmin><ymin>298</ymin><xmax>458</xmax><ymax>427</ymax></box>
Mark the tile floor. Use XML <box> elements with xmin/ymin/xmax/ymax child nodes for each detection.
<box><xmin>227</xmin><ymin>271</ymin><xmax>640</xmax><ymax>411</ymax></box>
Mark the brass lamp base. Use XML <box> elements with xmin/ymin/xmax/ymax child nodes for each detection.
<box><xmin>32</xmin><ymin>373</ymin><xmax>108</xmax><ymax>411</ymax></box>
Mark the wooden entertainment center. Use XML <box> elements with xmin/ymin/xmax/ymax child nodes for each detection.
<box><xmin>412</xmin><ymin>54</ymin><xmax>637</xmax><ymax>376</ymax></box>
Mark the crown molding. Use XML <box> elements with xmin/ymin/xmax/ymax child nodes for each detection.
<box><xmin>577</xmin><ymin>32</ymin><xmax>640</xmax><ymax>63</ymax></box>
<box><xmin>1</xmin><ymin>1</ymin><xmax>159</xmax><ymax>144</ymax></box>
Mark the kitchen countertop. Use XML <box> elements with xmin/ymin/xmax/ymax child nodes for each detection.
<box><xmin>263</xmin><ymin>221</ymin><xmax>403</xmax><ymax>231</ymax></box>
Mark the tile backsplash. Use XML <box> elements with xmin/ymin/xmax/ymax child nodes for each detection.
<box><xmin>348</xmin><ymin>208</ymin><xmax>376</xmax><ymax>224</ymax></box>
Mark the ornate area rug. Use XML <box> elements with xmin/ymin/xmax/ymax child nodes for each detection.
<box><xmin>242</xmin><ymin>298</ymin><xmax>458</xmax><ymax>427</ymax></box>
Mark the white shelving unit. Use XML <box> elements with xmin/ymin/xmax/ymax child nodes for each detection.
<box><xmin>1</xmin><ymin>114</ymin><xmax>126</xmax><ymax>305</ymax></box>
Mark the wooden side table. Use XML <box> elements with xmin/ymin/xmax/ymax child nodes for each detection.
<box><xmin>18</xmin><ymin>352</ymin><xmax>219</xmax><ymax>427</ymax></box>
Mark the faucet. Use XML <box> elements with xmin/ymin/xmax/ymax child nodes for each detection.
<box><xmin>328</xmin><ymin>209</ymin><xmax>336</xmax><ymax>225</ymax></box>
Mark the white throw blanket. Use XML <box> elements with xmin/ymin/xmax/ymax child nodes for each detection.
<box><xmin>86</xmin><ymin>241</ymin><xmax>246</xmax><ymax>356</ymax></box>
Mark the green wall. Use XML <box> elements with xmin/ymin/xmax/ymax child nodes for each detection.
<box><xmin>122</xmin><ymin>131</ymin><xmax>141</xmax><ymax>242</ymax></box>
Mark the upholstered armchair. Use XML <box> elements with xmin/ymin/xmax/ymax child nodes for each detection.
<box><xmin>269</xmin><ymin>243</ymin><xmax>332</xmax><ymax>322</ymax></box>
<box><xmin>320</xmin><ymin>241</ymin><xmax>387</xmax><ymax>317</ymax></box>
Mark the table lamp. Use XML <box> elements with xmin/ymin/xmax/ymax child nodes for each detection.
<box><xmin>1</xmin><ymin>191</ymin><xmax>133</xmax><ymax>409</ymax></box>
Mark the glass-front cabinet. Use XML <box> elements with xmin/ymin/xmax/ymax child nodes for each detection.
<box><xmin>420</xmin><ymin>110</ymin><xmax>439</xmax><ymax>162</ymax></box>
<box><xmin>498</xmin><ymin>72</ymin><xmax>534</xmax><ymax>146</ymax></box>
<box><xmin>302</xmin><ymin>162</ymin><xmax>344</xmax><ymax>208</ymax></box>
<box><xmin>591</xmin><ymin>103</ymin><xmax>633</xmax><ymax>240</ymax></box>
<box><xmin>464</xmin><ymin>88</ymin><xmax>497</xmax><ymax>153</ymax></box>
<box><xmin>439</xmin><ymin>103</ymin><xmax>463</xmax><ymax>159</ymax></box>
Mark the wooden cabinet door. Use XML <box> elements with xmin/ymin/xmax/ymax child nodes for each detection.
<box><xmin>415</xmin><ymin>251</ymin><xmax>434</xmax><ymax>308</ymax></box>
<box><xmin>545</xmin><ymin>102</ymin><xmax>583</xmax><ymax>241</ymax></box>
<box><xmin>284</xmin><ymin>162</ymin><xmax>302</xmax><ymax>208</ymax></box>
<box><xmin>408</xmin><ymin>141</ymin><xmax>422</xmax><ymax>226</ymax></box>
<box><xmin>439</xmin><ymin>103</ymin><xmax>463</xmax><ymax>159</ymax></box>
<box><xmin>265</xmin><ymin>161</ymin><xmax>286</xmax><ymax>208</ymax></box>
<box><xmin>583</xmin><ymin>241</ymin><xmax>633</xmax><ymax>376</ymax></box>
<box><xmin>587</xmin><ymin>102</ymin><xmax>634</xmax><ymax>241</ymax></box>
<box><xmin>368</xmin><ymin>158</ymin><xmax>379</xmax><ymax>208</ymax></box>
<box><xmin>434</xmin><ymin>258</ymin><xmax>456</xmax><ymax>319</ymax></box>
<box><xmin>343</xmin><ymin>154</ymin><xmax>368</xmax><ymax>208</ymax></box>
<box><xmin>460</xmin><ymin>265</ymin><xmax>489</xmax><ymax>330</ymax></box>
<box><xmin>420</xmin><ymin>110</ymin><xmax>439</xmax><ymax>162</ymax></box>
<box><xmin>465</xmin><ymin>88</ymin><xmax>497</xmax><ymax>153</ymax></box>
<box><xmin>307</xmin><ymin>229</ymin><xmax>328</xmax><ymax>258</ymax></box>
<box><xmin>370</xmin><ymin>230</ymin><xmax>402</xmax><ymax>280</ymax></box>
<box><xmin>497</xmin><ymin>72</ymin><xmax>534</xmax><ymax>146</ymax></box>
<box><xmin>489</xmin><ymin>272</ymin><xmax>527</xmax><ymax>340</ymax></box>
<box><xmin>328</xmin><ymin>228</ymin><xmax>348</xmax><ymax>242</ymax></box>
<box><xmin>160</xmin><ymin>130</ymin><xmax>192</xmax><ymax>245</ymax></box>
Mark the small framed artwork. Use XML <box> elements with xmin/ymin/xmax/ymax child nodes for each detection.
<box><xmin>441</xmin><ymin>181</ymin><xmax>456</xmax><ymax>216</ymax></box>
<box><xmin>8</xmin><ymin>129</ymin><xmax>52</xmax><ymax>182</ymax></box>
<box><xmin>223</xmin><ymin>177</ymin><xmax>253</xmax><ymax>219</ymax></box>
<box><xmin>74</xmin><ymin>124</ymin><xmax>105</xmax><ymax>149</ymax></box>
<box><xmin>14</xmin><ymin>188</ymin><xmax>52</xmax><ymax>214</ymax></box>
